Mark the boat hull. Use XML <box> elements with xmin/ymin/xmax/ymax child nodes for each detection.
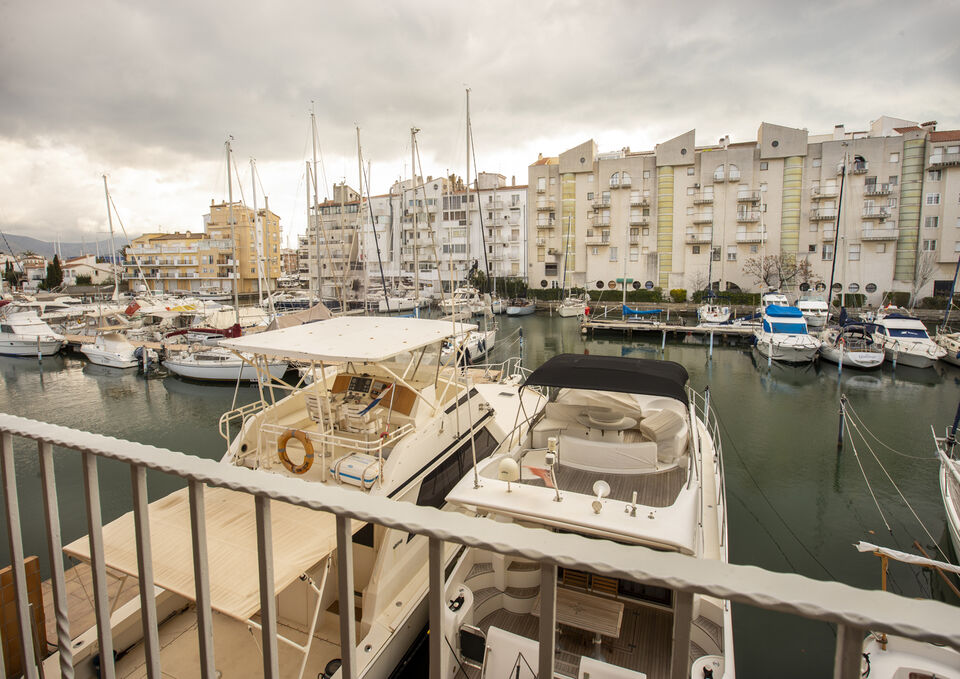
<box><xmin>818</xmin><ymin>345</ymin><xmax>884</xmax><ymax>369</ymax></box>
<box><xmin>80</xmin><ymin>345</ymin><xmax>138</xmax><ymax>369</ymax></box>
<box><xmin>803</xmin><ymin>314</ymin><xmax>828</xmax><ymax>329</ymax></box>
<box><xmin>378</xmin><ymin>298</ymin><xmax>420</xmax><ymax>312</ymax></box>
<box><xmin>506</xmin><ymin>304</ymin><xmax>536</xmax><ymax>316</ymax></box>
<box><xmin>941</xmin><ymin>459</ymin><xmax>960</xmax><ymax>564</ymax></box>
<box><xmin>557</xmin><ymin>305</ymin><xmax>584</xmax><ymax>318</ymax></box>
<box><xmin>0</xmin><ymin>338</ymin><xmax>64</xmax><ymax>357</ymax></box>
<box><xmin>881</xmin><ymin>345</ymin><xmax>941</xmax><ymax>369</ymax></box>
<box><xmin>164</xmin><ymin>358</ymin><xmax>288</xmax><ymax>382</ymax></box>
<box><xmin>754</xmin><ymin>334</ymin><xmax>820</xmax><ymax>363</ymax></box>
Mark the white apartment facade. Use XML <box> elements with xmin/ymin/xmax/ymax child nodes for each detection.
<box><xmin>528</xmin><ymin>116</ymin><xmax>960</xmax><ymax>303</ymax></box>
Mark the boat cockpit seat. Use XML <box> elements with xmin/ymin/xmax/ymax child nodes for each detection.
<box><xmin>636</xmin><ymin>408</ymin><xmax>687</xmax><ymax>465</ymax></box>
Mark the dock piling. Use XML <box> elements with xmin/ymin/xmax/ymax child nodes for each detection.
<box><xmin>709</xmin><ymin>330</ymin><xmax>714</xmax><ymax>360</ymax></box>
<box><xmin>837</xmin><ymin>395</ymin><xmax>847</xmax><ymax>451</ymax></box>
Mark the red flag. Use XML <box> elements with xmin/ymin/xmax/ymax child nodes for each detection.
<box><xmin>124</xmin><ymin>302</ymin><xmax>141</xmax><ymax>316</ymax></box>
<box><xmin>524</xmin><ymin>466</ymin><xmax>554</xmax><ymax>488</ymax></box>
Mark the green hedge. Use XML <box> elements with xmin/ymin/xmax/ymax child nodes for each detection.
<box><xmin>588</xmin><ymin>288</ymin><xmax>664</xmax><ymax>303</ymax></box>
<box><xmin>882</xmin><ymin>291</ymin><xmax>911</xmax><ymax>307</ymax></box>
<box><xmin>831</xmin><ymin>294</ymin><xmax>866</xmax><ymax>308</ymax></box>
<box><xmin>691</xmin><ymin>290</ymin><xmax>761</xmax><ymax>305</ymax></box>
<box><xmin>919</xmin><ymin>296</ymin><xmax>948</xmax><ymax>310</ymax></box>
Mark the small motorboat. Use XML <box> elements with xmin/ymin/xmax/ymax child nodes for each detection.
<box><xmin>818</xmin><ymin>323</ymin><xmax>884</xmax><ymax>369</ymax></box>
<box><xmin>505</xmin><ymin>298</ymin><xmax>536</xmax><ymax>316</ymax></box>
<box><xmin>754</xmin><ymin>304</ymin><xmax>821</xmax><ymax>363</ymax></box>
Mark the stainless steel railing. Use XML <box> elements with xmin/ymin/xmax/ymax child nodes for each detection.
<box><xmin>0</xmin><ymin>413</ymin><xmax>959</xmax><ymax>679</ymax></box>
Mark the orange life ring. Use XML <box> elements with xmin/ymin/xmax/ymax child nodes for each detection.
<box><xmin>277</xmin><ymin>429</ymin><xmax>314</xmax><ymax>474</ymax></box>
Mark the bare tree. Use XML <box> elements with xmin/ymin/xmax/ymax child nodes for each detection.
<box><xmin>795</xmin><ymin>258</ymin><xmax>823</xmax><ymax>291</ymax></box>
<box><xmin>742</xmin><ymin>255</ymin><xmax>781</xmax><ymax>289</ymax></box>
<box><xmin>910</xmin><ymin>251</ymin><xmax>937</xmax><ymax>307</ymax></box>
<box><xmin>687</xmin><ymin>268</ymin><xmax>710</xmax><ymax>295</ymax></box>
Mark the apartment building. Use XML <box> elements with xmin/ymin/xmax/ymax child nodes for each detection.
<box><xmin>528</xmin><ymin>116</ymin><xmax>960</xmax><ymax>303</ymax></box>
<box><xmin>303</xmin><ymin>183</ymin><xmax>364</xmax><ymax>305</ymax></box>
<box><xmin>124</xmin><ymin>201</ymin><xmax>281</xmax><ymax>294</ymax></box>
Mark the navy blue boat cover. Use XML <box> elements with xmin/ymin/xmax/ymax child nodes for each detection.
<box><xmin>764</xmin><ymin>305</ymin><xmax>803</xmax><ymax>317</ymax></box>
<box><xmin>522</xmin><ymin>353</ymin><xmax>689</xmax><ymax>405</ymax></box>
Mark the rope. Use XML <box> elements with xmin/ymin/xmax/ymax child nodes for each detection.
<box><xmin>843</xmin><ymin>413</ymin><xmax>892</xmax><ymax>533</ymax></box>
<box><xmin>844</xmin><ymin>401</ymin><xmax>937</xmax><ymax>461</ymax></box>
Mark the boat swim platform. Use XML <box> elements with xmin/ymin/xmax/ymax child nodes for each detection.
<box><xmin>579</xmin><ymin>319</ymin><xmax>755</xmax><ymax>338</ymax></box>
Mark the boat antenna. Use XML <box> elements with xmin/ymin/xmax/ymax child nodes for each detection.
<box><xmin>103</xmin><ymin>175</ymin><xmax>120</xmax><ymax>302</ymax></box>
<box><xmin>358</xmin><ymin>127</ymin><xmax>391</xmax><ymax>313</ymax></box>
<box><xmin>826</xmin><ymin>149</ymin><xmax>847</xmax><ymax>315</ymax></box>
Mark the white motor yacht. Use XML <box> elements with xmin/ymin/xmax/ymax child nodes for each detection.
<box><xmin>65</xmin><ymin>316</ymin><xmax>546</xmax><ymax>679</ymax></box>
<box><xmin>439</xmin><ymin>287</ymin><xmax>484</xmax><ymax>316</ymax></box>
<box><xmin>440</xmin><ymin>323</ymin><xmax>497</xmax><ymax>365</ymax></box>
<box><xmin>440</xmin><ymin>354</ymin><xmax>732</xmax><ymax>679</ymax></box>
<box><xmin>935</xmin><ymin>330</ymin><xmax>960</xmax><ymax>367</ymax></box>
<box><xmin>868</xmin><ymin>309</ymin><xmax>945</xmax><ymax>368</ymax></box>
<box><xmin>797</xmin><ymin>295</ymin><xmax>829</xmax><ymax>329</ymax></box>
<box><xmin>163</xmin><ymin>346</ymin><xmax>288</xmax><ymax>382</ymax></box>
<box><xmin>817</xmin><ymin>323</ymin><xmax>885</xmax><ymax>370</ymax></box>
<box><xmin>378</xmin><ymin>295</ymin><xmax>422</xmax><ymax>313</ymax></box>
<box><xmin>0</xmin><ymin>303</ymin><xmax>65</xmax><ymax>356</ymax></box>
<box><xmin>760</xmin><ymin>291</ymin><xmax>789</xmax><ymax>308</ymax></box>
<box><xmin>754</xmin><ymin>305</ymin><xmax>821</xmax><ymax>363</ymax></box>
<box><xmin>78</xmin><ymin>316</ymin><xmax>141</xmax><ymax>369</ymax></box>
<box><xmin>557</xmin><ymin>295</ymin><xmax>586</xmax><ymax>318</ymax></box>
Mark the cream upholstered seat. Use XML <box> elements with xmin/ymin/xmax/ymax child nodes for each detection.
<box><xmin>637</xmin><ymin>409</ymin><xmax>687</xmax><ymax>464</ymax></box>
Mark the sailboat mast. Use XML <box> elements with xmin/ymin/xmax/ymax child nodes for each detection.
<box><xmin>226</xmin><ymin>139</ymin><xmax>240</xmax><ymax>325</ymax></box>
<box><xmin>465</xmin><ymin>88</ymin><xmax>471</xmax><ymax>271</ymax></box>
<box><xmin>311</xmin><ymin>108</ymin><xmax>323</xmax><ymax>303</ymax></box>
<box><xmin>305</xmin><ymin>160</ymin><xmax>314</xmax><ymax>298</ymax></box>
<box><xmin>250</xmin><ymin>158</ymin><xmax>263</xmax><ymax>307</ymax></box>
<box><xmin>102</xmin><ymin>175</ymin><xmax>119</xmax><ymax>301</ymax></box>
<box><xmin>411</xmin><ymin>127</ymin><xmax>420</xmax><ymax>314</ymax></box>
<box><xmin>826</xmin><ymin>150</ymin><xmax>846</xmax><ymax>311</ymax></box>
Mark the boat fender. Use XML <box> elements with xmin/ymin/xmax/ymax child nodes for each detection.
<box><xmin>277</xmin><ymin>429</ymin><xmax>314</xmax><ymax>474</ymax></box>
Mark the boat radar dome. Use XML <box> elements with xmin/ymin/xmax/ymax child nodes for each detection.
<box><xmin>498</xmin><ymin>458</ymin><xmax>520</xmax><ymax>492</ymax></box>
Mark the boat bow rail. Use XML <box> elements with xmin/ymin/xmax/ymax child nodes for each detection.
<box><xmin>1</xmin><ymin>413</ymin><xmax>959</xmax><ymax>679</ymax></box>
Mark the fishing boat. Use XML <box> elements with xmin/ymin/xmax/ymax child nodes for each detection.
<box><xmin>440</xmin><ymin>354</ymin><xmax>733</xmax><ymax>679</ymax></box>
<box><xmin>163</xmin><ymin>346</ymin><xmax>288</xmax><ymax>382</ymax></box>
<box><xmin>867</xmin><ymin>308</ymin><xmax>945</xmax><ymax>369</ymax></box>
<box><xmin>797</xmin><ymin>295</ymin><xmax>829</xmax><ymax>329</ymax></box>
<box><xmin>506</xmin><ymin>298</ymin><xmax>536</xmax><ymax>316</ymax></box>
<box><xmin>0</xmin><ymin>303</ymin><xmax>65</xmax><ymax>357</ymax></box>
<box><xmin>817</xmin><ymin>322</ymin><xmax>884</xmax><ymax>370</ymax></box>
<box><xmin>62</xmin><ymin>316</ymin><xmax>544</xmax><ymax>679</ymax></box>
<box><xmin>753</xmin><ymin>304</ymin><xmax>821</xmax><ymax>363</ymax></box>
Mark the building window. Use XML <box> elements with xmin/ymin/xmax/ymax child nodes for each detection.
<box><xmin>808</xmin><ymin>244</ymin><xmax>817</xmax><ymax>252</ymax></box>
<box><xmin>922</xmin><ymin>239</ymin><xmax>937</xmax><ymax>251</ymax></box>
<box><xmin>642</xmin><ymin>227</ymin><xmax>650</xmax><ymax>236</ymax></box>
<box><xmin>550</xmin><ymin>176</ymin><xmax>557</xmax><ymax>185</ymax></box>
<box><xmin>848</xmin><ymin>244</ymin><xmax>860</xmax><ymax>261</ymax></box>
<box><xmin>760</xmin><ymin>161</ymin><xmax>769</xmax><ymax>171</ymax></box>
<box><xmin>643</xmin><ymin>170</ymin><xmax>651</xmax><ymax>179</ymax></box>
<box><xmin>629</xmin><ymin>247</ymin><xmax>639</xmax><ymax>261</ymax></box>
<box><xmin>726</xmin><ymin>246</ymin><xmax>737</xmax><ymax>261</ymax></box>
<box><xmin>587</xmin><ymin>192</ymin><xmax>594</xmax><ymax>200</ymax></box>
<box><xmin>750</xmin><ymin>245</ymin><xmax>758</xmax><ymax>253</ymax></box>
<box><xmin>928</xmin><ymin>170</ymin><xmax>942</xmax><ymax>181</ymax></box>
<box><xmin>687</xmin><ymin>187</ymin><xmax>696</xmax><ymax>195</ymax></box>
<box><xmin>537</xmin><ymin>177</ymin><xmax>546</xmax><ymax>192</ymax></box>
<box><xmin>955</xmin><ymin>241</ymin><xmax>960</xmax><ymax>253</ymax></box>
<box><xmin>692</xmin><ymin>245</ymin><xmax>701</xmax><ymax>254</ymax></box>
<box><xmin>609</xmin><ymin>247</ymin><xmax>618</xmax><ymax>262</ymax></box>
<box><xmin>592</xmin><ymin>247</ymin><xmax>599</xmax><ymax>256</ymax></box>
<box><xmin>822</xmin><ymin>244</ymin><xmax>834</xmax><ymax>261</ymax></box>
<box><xmin>687</xmin><ymin>167</ymin><xmax>695</xmax><ymax>176</ymax></box>
<box><xmin>711</xmin><ymin>247</ymin><xmax>721</xmax><ymax>261</ymax></box>
<box><xmin>889</xmin><ymin>175</ymin><xmax>898</xmax><ymax>186</ymax></box>
<box><xmin>926</xmin><ymin>193</ymin><xmax>940</xmax><ymax>205</ymax></box>
<box><xmin>812</xmin><ymin>158</ymin><xmax>822</xmax><ymax>168</ymax></box>
<box><xmin>925</xmin><ymin>216</ymin><xmax>940</xmax><ymax>228</ymax></box>
<box><xmin>889</xmin><ymin>152</ymin><xmax>900</xmax><ymax>163</ymax></box>
<box><xmin>887</xmin><ymin>197</ymin><xmax>897</xmax><ymax>208</ymax></box>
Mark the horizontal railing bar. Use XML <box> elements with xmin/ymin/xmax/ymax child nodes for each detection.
<box><xmin>0</xmin><ymin>412</ymin><xmax>959</xmax><ymax>650</ymax></box>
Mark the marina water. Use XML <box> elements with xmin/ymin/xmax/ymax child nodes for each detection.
<box><xmin>1</xmin><ymin>312</ymin><xmax>958</xmax><ymax>677</ymax></box>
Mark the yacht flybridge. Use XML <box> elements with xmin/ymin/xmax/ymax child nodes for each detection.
<box><xmin>64</xmin><ymin>316</ymin><xmax>546</xmax><ymax>678</ymax></box>
<box><xmin>0</xmin><ymin>303</ymin><xmax>65</xmax><ymax>356</ymax></box>
<box><xmin>440</xmin><ymin>354</ymin><xmax>732</xmax><ymax>679</ymax></box>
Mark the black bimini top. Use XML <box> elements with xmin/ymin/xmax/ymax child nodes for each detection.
<box><xmin>523</xmin><ymin>353</ymin><xmax>689</xmax><ymax>405</ymax></box>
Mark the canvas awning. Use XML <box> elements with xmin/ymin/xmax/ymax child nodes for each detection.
<box><xmin>64</xmin><ymin>485</ymin><xmax>360</xmax><ymax>621</ymax></box>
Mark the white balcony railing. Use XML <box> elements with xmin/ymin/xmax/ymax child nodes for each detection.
<box><xmin>737</xmin><ymin>190</ymin><xmax>760</xmax><ymax>202</ymax></box>
<box><xmin>812</xmin><ymin>208</ymin><xmax>837</xmax><ymax>220</ymax></box>
<box><xmin>736</xmin><ymin>211</ymin><xmax>761</xmax><ymax>222</ymax></box>
<box><xmin>692</xmin><ymin>214</ymin><xmax>714</xmax><ymax>224</ymax></box>
<box><xmin>861</xmin><ymin>228</ymin><xmax>900</xmax><ymax>241</ymax></box>
<box><xmin>811</xmin><ymin>186</ymin><xmax>839</xmax><ymax>199</ymax></box>
<box><xmin>861</xmin><ymin>207</ymin><xmax>891</xmax><ymax>219</ymax></box>
<box><xmin>864</xmin><ymin>183</ymin><xmax>891</xmax><ymax>196</ymax></box>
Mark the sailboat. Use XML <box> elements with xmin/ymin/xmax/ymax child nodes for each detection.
<box><xmin>935</xmin><ymin>255</ymin><xmax>960</xmax><ymax>366</ymax></box>
<box><xmin>556</xmin><ymin>217</ymin><xmax>586</xmax><ymax>318</ymax></box>
<box><xmin>696</xmin><ymin>219</ymin><xmax>731</xmax><ymax>325</ymax></box>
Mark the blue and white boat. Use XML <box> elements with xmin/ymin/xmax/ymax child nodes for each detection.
<box><xmin>754</xmin><ymin>305</ymin><xmax>821</xmax><ymax>363</ymax></box>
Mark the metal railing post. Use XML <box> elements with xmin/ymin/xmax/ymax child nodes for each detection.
<box><xmin>82</xmin><ymin>451</ymin><xmax>115</xmax><ymax>679</ymax></box>
<box><xmin>1</xmin><ymin>432</ymin><xmax>38</xmax><ymax>679</ymax></box>
<box><xmin>255</xmin><ymin>495</ymin><xmax>280</xmax><ymax>679</ymax></box>
<box><xmin>130</xmin><ymin>466</ymin><xmax>161</xmax><ymax>678</ymax></box>
<box><xmin>188</xmin><ymin>480</ymin><xmax>216</xmax><ymax>678</ymax></box>
<box><xmin>538</xmin><ymin>563</ymin><xmax>557</xmax><ymax>678</ymax></box>
<box><xmin>428</xmin><ymin>537</ymin><xmax>444</xmax><ymax>679</ymax></box>
<box><xmin>833</xmin><ymin>625</ymin><xmax>866</xmax><ymax>679</ymax></box>
<box><xmin>336</xmin><ymin>515</ymin><xmax>357</xmax><ymax>679</ymax></box>
<box><xmin>38</xmin><ymin>441</ymin><xmax>74</xmax><ymax>677</ymax></box>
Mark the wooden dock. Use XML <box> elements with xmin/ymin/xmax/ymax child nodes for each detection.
<box><xmin>580</xmin><ymin>318</ymin><xmax>755</xmax><ymax>338</ymax></box>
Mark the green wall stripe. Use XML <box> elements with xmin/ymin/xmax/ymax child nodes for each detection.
<box><xmin>894</xmin><ymin>138</ymin><xmax>924</xmax><ymax>282</ymax></box>
<box><xmin>657</xmin><ymin>167</ymin><xmax>674</xmax><ymax>289</ymax></box>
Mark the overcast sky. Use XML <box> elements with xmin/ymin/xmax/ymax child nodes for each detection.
<box><xmin>1</xmin><ymin>0</ymin><xmax>957</xmax><ymax>247</ymax></box>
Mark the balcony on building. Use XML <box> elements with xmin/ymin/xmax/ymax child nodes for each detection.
<box><xmin>811</xmin><ymin>208</ymin><xmax>837</xmax><ymax>221</ymax></box>
<box><xmin>861</xmin><ymin>206</ymin><xmax>891</xmax><ymax>220</ymax></box>
<box><xmin>928</xmin><ymin>151</ymin><xmax>960</xmax><ymax>168</ymax></box>
<box><xmin>736</xmin><ymin>211</ymin><xmax>761</xmax><ymax>223</ymax></box>
<box><xmin>692</xmin><ymin>214</ymin><xmax>714</xmax><ymax>225</ymax></box>
<box><xmin>536</xmin><ymin>184</ymin><xmax>546</xmax><ymax>193</ymax></box>
<box><xmin>861</xmin><ymin>228</ymin><xmax>899</xmax><ymax>241</ymax></box>
<box><xmin>839</xmin><ymin>160</ymin><xmax>868</xmax><ymax>175</ymax></box>
<box><xmin>592</xmin><ymin>196</ymin><xmax>612</xmax><ymax>210</ymax></box>
<box><xmin>736</xmin><ymin>230</ymin><xmax>766</xmax><ymax>243</ymax></box>
<box><xmin>630</xmin><ymin>195</ymin><xmax>650</xmax><ymax>207</ymax></box>
<box><xmin>620</xmin><ymin>176</ymin><xmax>632</xmax><ymax>188</ymax></box>
<box><xmin>864</xmin><ymin>183</ymin><xmax>891</xmax><ymax>196</ymax></box>
<box><xmin>536</xmin><ymin>217</ymin><xmax>556</xmax><ymax>229</ymax></box>
<box><xmin>535</xmin><ymin>237</ymin><xmax>548</xmax><ymax>247</ymax></box>
<box><xmin>737</xmin><ymin>190</ymin><xmax>761</xmax><ymax>203</ymax></box>
<box><xmin>693</xmin><ymin>192</ymin><xmax>714</xmax><ymax>205</ymax></box>
<box><xmin>595</xmin><ymin>215</ymin><xmax>611</xmax><ymax>226</ymax></box>
<box><xmin>686</xmin><ymin>231</ymin><xmax>713</xmax><ymax>244</ymax></box>
<box><xmin>811</xmin><ymin>186</ymin><xmax>839</xmax><ymax>199</ymax></box>
<box><xmin>629</xmin><ymin>216</ymin><xmax>649</xmax><ymax>226</ymax></box>
<box><xmin>584</xmin><ymin>232</ymin><xmax>610</xmax><ymax>246</ymax></box>
<box><xmin>535</xmin><ymin>199</ymin><xmax>555</xmax><ymax>211</ymax></box>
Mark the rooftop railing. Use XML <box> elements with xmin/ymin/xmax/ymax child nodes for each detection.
<box><xmin>0</xmin><ymin>413</ymin><xmax>957</xmax><ymax>679</ymax></box>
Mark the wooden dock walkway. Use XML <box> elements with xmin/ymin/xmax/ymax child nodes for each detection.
<box><xmin>580</xmin><ymin>318</ymin><xmax>755</xmax><ymax>338</ymax></box>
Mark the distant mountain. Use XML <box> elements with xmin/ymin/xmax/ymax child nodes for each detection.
<box><xmin>0</xmin><ymin>233</ymin><xmax>132</xmax><ymax>261</ymax></box>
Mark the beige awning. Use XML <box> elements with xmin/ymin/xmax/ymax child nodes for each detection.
<box><xmin>65</xmin><ymin>485</ymin><xmax>359</xmax><ymax>621</ymax></box>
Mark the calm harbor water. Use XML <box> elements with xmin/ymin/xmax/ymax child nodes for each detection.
<box><xmin>1</xmin><ymin>313</ymin><xmax>958</xmax><ymax>678</ymax></box>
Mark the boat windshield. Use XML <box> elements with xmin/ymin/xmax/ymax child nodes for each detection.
<box><xmin>888</xmin><ymin>327</ymin><xmax>929</xmax><ymax>339</ymax></box>
<box><xmin>763</xmin><ymin>321</ymin><xmax>807</xmax><ymax>335</ymax></box>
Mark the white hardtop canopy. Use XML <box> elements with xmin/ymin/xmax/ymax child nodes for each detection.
<box><xmin>220</xmin><ymin>315</ymin><xmax>477</xmax><ymax>363</ymax></box>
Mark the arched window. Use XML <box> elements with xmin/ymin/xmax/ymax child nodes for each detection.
<box><xmin>728</xmin><ymin>164</ymin><xmax>741</xmax><ymax>181</ymax></box>
<box><xmin>713</xmin><ymin>165</ymin><xmax>725</xmax><ymax>181</ymax></box>
<box><xmin>610</xmin><ymin>172</ymin><xmax>620</xmax><ymax>188</ymax></box>
<box><xmin>621</xmin><ymin>171</ymin><xmax>632</xmax><ymax>187</ymax></box>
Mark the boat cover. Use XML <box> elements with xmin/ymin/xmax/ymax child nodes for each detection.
<box><xmin>64</xmin><ymin>486</ymin><xmax>361</xmax><ymax>621</ymax></box>
<box><xmin>764</xmin><ymin>305</ymin><xmax>803</xmax><ymax>318</ymax></box>
<box><xmin>622</xmin><ymin>306</ymin><xmax>662</xmax><ymax>316</ymax></box>
<box><xmin>523</xmin><ymin>353</ymin><xmax>688</xmax><ymax>405</ymax></box>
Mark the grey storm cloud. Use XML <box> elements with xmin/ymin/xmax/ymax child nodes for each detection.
<box><xmin>1</xmin><ymin>0</ymin><xmax>958</xmax><ymax>240</ymax></box>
